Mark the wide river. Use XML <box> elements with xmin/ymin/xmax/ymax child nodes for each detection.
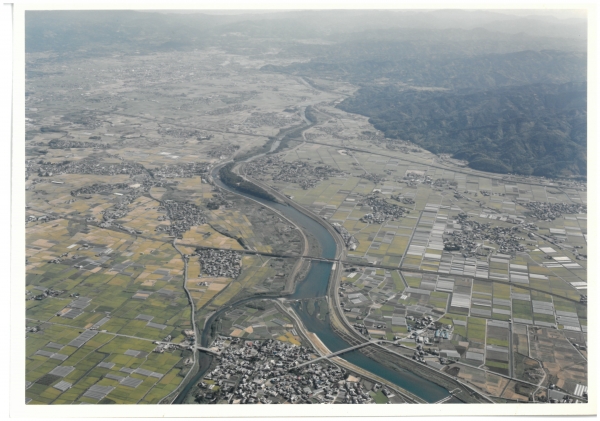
<box><xmin>175</xmin><ymin>164</ymin><xmax>450</xmax><ymax>403</ymax></box>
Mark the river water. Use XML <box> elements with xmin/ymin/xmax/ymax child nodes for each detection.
<box><xmin>174</xmin><ymin>163</ymin><xmax>450</xmax><ymax>403</ymax></box>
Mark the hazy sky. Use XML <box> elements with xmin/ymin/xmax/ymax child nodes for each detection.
<box><xmin>159</xmin><ymin>8</ymin><xmax>587</xmax><ymax>20</ymax></box>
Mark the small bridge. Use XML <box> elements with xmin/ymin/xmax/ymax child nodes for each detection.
<box><xmin>197</xmin><ymin>346</ymin><xmax>221</xmax><ymax>356</ymax></box>
<box><xmin>434</xmin><ymin>388</ymin><xmax>461</xmax><ymax>404</ymax></box>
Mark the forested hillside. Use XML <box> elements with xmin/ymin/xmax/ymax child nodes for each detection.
<box><xmin>339</xmin><ymin>82</ymin><xmax>586</xmax><ymax>177</ymax></box>
<box><xmin>27</xmin><ymin>10</ymin><xmax>587</xmax><ymax>178</ymax></box>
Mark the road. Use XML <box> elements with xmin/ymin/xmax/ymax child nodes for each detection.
<box><xmin>300</xmin><ymin>139</ymin><xmax>579</xmax><ymax>190</ymax></box>
<box><xmin>370</xmin><ymin>341</ymin><xmax>496</xmax><ymax>404</ymax></box>
<box><xmin>28</xmin><ymin>133</ymin><xmax>585</xmax><ymax>312</ymax></box>
<box><xmin>508</xmin><ymin>320</ymin><xmax>514</xmax><ymax>378</ymax></box>
<box><xmin>273</xmin><ymin>300</ymin><xmax>422</xmax><ymax>403</ymax></box>
<box><xmin>174</xmin><ymin>243</ymin><xmax>584</xmax><ymax>305</ymax></box>
<box><xmin>157</xmin><ymin>241</ymin><xmax>198</xmax><ymax>404</ymax></box>
<box><xmin>26</xmin><ymin>318</ymin><xmax>157</xmax><ymax>343</ymax></box>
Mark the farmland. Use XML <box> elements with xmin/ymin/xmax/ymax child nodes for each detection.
<box><xmin>24</xmin><ymin>9</ymin><xmax>588</xmax><ymax>407</ymax></box>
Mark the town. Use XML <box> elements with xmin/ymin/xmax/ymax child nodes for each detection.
<box><xmin>194</xmin><ymin>337</ymin><xmax>384</xmax><ymax>404</ymax></box>
<box><xmin>443</xmin><ymin>213</ymin><xmax>526</xmax><ymax>256</ymax></box>
<box><xmin>157</xmin><ymin>200</ymin><xmax>207</xmax><ymax>238</ymax></box>
<box><xmin>523</xmin><ymin>201</ymin><xmax>587</xmax><ymax>221</ymax></box>
<box><xmin>360</xmin><ymin>193</ymin><xmax>408</xmax><ymax>224</ymax></box>
<box><xmin>28</xmin><ymin>157</ymin><xmax>147</xmax><ymax>178</ymax></box>
<box><xmin>246</xmin><ymin>156</ymin><xmax>344</xmax><ymax>190</ymax></box>
<box><xmin>195</xmin><ymin>249</ymin><xmax>242</xmax><ymax>278</ymax></box>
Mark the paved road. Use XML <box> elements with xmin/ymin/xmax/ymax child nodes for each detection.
<box><xmin>292</xmin><ymin>341</ymin><xmax>375</xmax><ymax>369</ymax></box>
<box><xmin>25</xmin><ymin>318</ymin><xmax>157</xmax><ymax>343</ymax></box>
<box><xmin>301</xmin><ymin>139</ymin><xmax>579</xmax><ymax>190</ymax></box>
<box><xmin>174</xmin><ymin>244</ymin><xmax>584</xmax><ymax>305</ymax></box>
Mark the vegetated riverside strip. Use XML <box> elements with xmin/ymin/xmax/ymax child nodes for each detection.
<box><xmin>218</xmin><ymin>162</ymin><xmax>276</xmax><ymax>202</ymax></box>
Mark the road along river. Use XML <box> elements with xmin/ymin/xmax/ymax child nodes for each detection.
<box><xmin>173</xmin><ymin>161</ymin><xmax>451</xmax><ymax>403</ymax></box>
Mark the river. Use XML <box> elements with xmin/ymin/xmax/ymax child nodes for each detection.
<box><xmin>173</xmin><ymin>162</ymin><xmax>450</xmax><ymax>403</ymax></box>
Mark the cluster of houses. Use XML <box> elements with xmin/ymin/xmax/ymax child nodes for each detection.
<box><xmin>155</xmin><ymin>199</ymin><xmax>207</xmax><ymax>238</ymax></box>
<box><xmin>339</xmin><ymin>380</ymin><xmax>377</xmax><ymax>404</ymax></box>
<box><xmin>444</xmin><ymin>213</ymin><xmax>526</xmax><ymax>255</ymax></box>
<box><xmin>71</xmin><ymin>182</ymin><xmax>130</xmax><ymax>197</ymax></box>
<box><xmin>390</xmin><ymin>194</ymin><xmax>415</xmax><ymax>205</ymax></box>
<box><xmin>360</xmin><ymin>193</ymin><xmax>408</xmax><ymax>224</ymax></box>
<box><xmin>206</xmin><ymin>143</ymin><xmax>240</xmax><ymax>159</ymax></box>
<box><xmin>243</xmin><ymin>111</ymin><xmax>301</xmax><ymax>130</ymax></box>
<box><xmin>243</xmin><ymin>156</ymin><xmax>275</xmax><ymax>180</ymax></box>
<box><xmin>152</xmin><ymin>335</ymin><xmax>181</xmax><ymax>354</ymax></box>
<box><xmin>403</xmin><ymin>318</ymin><xmax>459</xmax><ymax>365</ymax></box>
<box><xmin>29</xmin><ymin>157</ymin><xmax>147</xmax><ymax>178</ymax></box>
<box><xmin>403</xmin><ymin>172</ymin><xmax>432</xmax><ymax>186</ymax></box>
<box><xmin>356</xmin><ymin>130</ymin><xmax>386</xmax><ymax>145</ymax></box>
<box><xmin>28</xmin><ymin>287</ymin><xmax>63</xmax><ymax>301</ymax></box>
<box><xmin>431</xmin><ymin>178</ymin><xmax>457</xmax><ymax>189</ymax></box>
<box><xmin>547</xmin><ymin>384</ymin><xmax>586</xmax><ymax>403</ymax></box>
<box><xmin>195</xmin><ymin>249</ymin><xmax>242</xmax><ymax>278</ymax></box>
<box><xmin>359</xmin><ymin>173</ymin><xmax>386</xmax><ymax>184</ymax></box>
<box><xmin>28</xmin><ymin>155</ymin><xmax>213</xmax><ymax>240</ymax></box>
<box><xmin>523</xmin><ymin>201</ymin><xmax>586</xmax><ymax>221</ymax></box>
<box><xmin>26</xmin><ymin>214</ymin><xmax>59</xmax><ymax>224</ymax></box>
<box><xmin>101</xmin><ymin>190</ymin><xmax>143</xmax><ymax>223</ymax></box>
<box><xmin>196</xmin><ymin>337</ymin><xmax>374</xmax><ymax>404</ymax></box>
<box><xmin>247</xmin><ymin>157</ymin><xmax>344</xmax><ymax>190</ymax></box>
<box><xmin>331</xmin><ymin>222</ymin><xmax>358</xmax><ymax>251</ymax></box>
<box><xmin>151</xmin><ymin>162</ymin><xmax>209</xmax><ymax>179</ymax></box>
<box><xmin>71</xmin><ymin>180</ymin><xmax>159</xmax><ymax>234</ymax></box>
<box><xmin>206</xmin><ymin>192</ymin><xmax>233</xmax><ymax>210</ymax></box>
<box><xmin>157</xmin><ymin>126</ymin><xmax>213</xmax><ymax>141</ymax></box>
<box><xmin>43</xmin><ymin>138</ymin><xmax>110</xmax><ymax>149</ymax></box>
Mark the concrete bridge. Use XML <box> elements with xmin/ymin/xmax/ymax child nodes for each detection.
<box><xmin>291</xmin><ymin>341</ymin><xmax>375</xmax><ymax>370</ymax></box>
<box><xmin>196</xmin><ymin>346</ymin><xmax>221</xmax><ymax>356</ymax></box>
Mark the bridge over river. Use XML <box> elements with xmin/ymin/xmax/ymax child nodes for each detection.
<box><xmin>290</xmin><ymin>341</ymin><xmax>376</xmax><ymax>370</ymax></box>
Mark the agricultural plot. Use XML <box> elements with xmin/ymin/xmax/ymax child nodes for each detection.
<box><xmin>340</xmin><ymin>269</ymin><xmax>456</xmax><ymax>341</ymax></box>
<box><xmin>26</xmin><ymin>220</ymin><xmax>194</xmax><ymax>405</ymax></box>
<box><xmin>195</xmin><ymin>255</ymin><xmax>280</xmax><ymax>312</ymax></box>
<box><xmin>206</xmin><ymin>197</ymin><xmax>305</xmax><ymax>256</ymax></box>
<box><xmin>216</xmin><ymin>300</ymin><xmax>304</xmax><ymax>345</ymax></box>
<box><xmin>528</xmin><ymin>326</ymin><xmax>587</xmax><ymax>396</ymax></box>
<box><xmin>25</xmin><ymin>31</ymin><xmax>588</xmax><ymax>406</ymax></box>
<box><xmin>26</xmin><ymin>324</ymin><xmax>186</xmax><ymax>405</ymax></box>
<box><xmin>511</xmin><ymin>324</ymin><xmax>545</xmax><ymax>385</ymax></box>
<box><xmin>484</xmin><ymin>321</ymin><xmax>510</xmax><ymax>376</ymax></box>
<box><xmin>446</xmin><ymin>364</ymin><xmax>509</xmax><ymax>398</ymax></box>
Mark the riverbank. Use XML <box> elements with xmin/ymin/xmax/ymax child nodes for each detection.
<box><xmin>176</xmin><ymin>126</ymin><xmax>452</xmax><ymax>404</ymax></box>
<box><xmin>275</xmin><ymin>301</ymin><xmax>419</xmax><ymax>404</ymax></box>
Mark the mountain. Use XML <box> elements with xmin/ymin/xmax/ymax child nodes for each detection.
<box><xmin>26</xmin><ymin>9</ymin><xmax>587</xmax><ymax>178</ymax></box>
<box><xmin>264</xmin><ymin>47</ymin><xmax>586</xmax><ymax>91</ymax></box>
<box><xmin>339</xmin><ymin>82</ymin><xmax>586</xmax><ymax>177</ymax></box>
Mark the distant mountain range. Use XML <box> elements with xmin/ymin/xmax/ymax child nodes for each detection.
<box><xmin>339</xmin><ymin>82</ymin><xmax>586</xmax><ymax>177</ymax></box>
<box><xmin>26</xmin><ymin>9</ymin><xmax>587</xmax><ymax>178</ymax></box>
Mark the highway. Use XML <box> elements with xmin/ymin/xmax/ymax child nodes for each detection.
<box><xmin>176</xmin><ymin>243</ymin><xmax>585</xmax><ymax>305</ymax></box>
